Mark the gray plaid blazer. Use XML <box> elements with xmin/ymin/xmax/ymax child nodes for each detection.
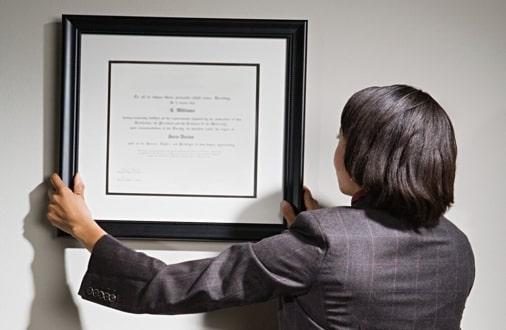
<box><xmin>79</xmin><ymin>196</ymin><xmax>474</xmax><ymax>329</ymax></box>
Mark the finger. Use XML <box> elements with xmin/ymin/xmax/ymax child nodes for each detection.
<box><xmin>47</xmin><ymin>188</ymin><xmax>55</xmax><ymax>201</ymax></box>
<box><xmin>73</xmin><ymin>172</ymin><xmax>85</xmax><ymax>197</ymax></box>
<box><xmin>281</xmin><ymin>201</ymin><xmax>297</xmax><ymax>227</ymax></box>
<box><xmin>46</xmin><ymin>213</ymin><xmax>69</xmax><ymax>233</ymax></box>
<box><xmin>50</xmin><ymin>173</ymin><xmax>67</xmax><ymax>192</ymax></box>
<box><xmin>47</xmin><ymin>209</ymin><xmax>63</xmax><ymax>223</ymax></box>
<box><xmin>47</xmin><ymin>203</ymin><xmax>62</xmax><ymax>217</ymax></box>
<box><xmin>303</xmin><ymin>187</ymin><xmax>319</xmax><ymax>210</ymax></box>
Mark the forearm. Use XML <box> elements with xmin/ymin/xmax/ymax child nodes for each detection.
<box><xmin>78</xmin><ymin>212</ymin><xmax>325</xmax><ymax>315</ymax></box>
<box><xmin>79</xmin><ymin>235</ymin><xmax>276</xmax><ymax>314</ymax></box>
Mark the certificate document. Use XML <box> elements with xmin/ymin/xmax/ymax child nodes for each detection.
<box><xmin>107</xmin><ymin>61</ymin><xmax>259</xmax><ymax>197</ymax></box>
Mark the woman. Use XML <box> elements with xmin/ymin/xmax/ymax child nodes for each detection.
<box><xmin>47</xmin><ymin>84</ymin><xmax>474</xmax><ymax>329</ymax></box>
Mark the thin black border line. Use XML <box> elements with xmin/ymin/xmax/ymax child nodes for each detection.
<box><xmin>253</xmin><ymin>61</ymin><xmax>260</xmax><ymax>198</ymax></box>
<box><xmin>105</xmin><ymin>60</ymin><xmax>113</xmax><ymax>194</ymax></box>
<box><xmin>110</xmin><ymin>60</ymin><xmax>260</xmax><ymax>67</ymax></box>
<box><xmin>105</xmin><ymin>60</ymin><xmax>260</xmax><ymax>198</ymax></box>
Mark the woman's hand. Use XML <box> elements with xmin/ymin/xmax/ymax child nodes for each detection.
<box><xmin>47</xmin><ymin>173</ymin><xmax>106</xmax><ymax>251</ymax></box>
<box><xmin>281</xmin><ymin>187</ymin><xmax>320</xmax><ymax>227</ymax></box>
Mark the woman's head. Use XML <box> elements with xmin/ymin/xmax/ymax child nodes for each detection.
<box><xmin>335</xmin><ymin>84</ymin><xmax>457</xmax><ymax>227</ymax></box>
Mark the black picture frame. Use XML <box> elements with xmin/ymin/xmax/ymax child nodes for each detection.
<box><xmin>59</xmin><ymin>15</ymin><xmax>307</xmax><ymax>241</ymax></box>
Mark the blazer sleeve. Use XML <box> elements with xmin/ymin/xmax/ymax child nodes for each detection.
<box><xmin>78</xmin><ymin>211</ymin><xmax>327</xmax><ymax>314</ymax></box>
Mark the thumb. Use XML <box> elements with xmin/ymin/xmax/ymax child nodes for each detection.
<box><xmin>303</xmin><ymin>186</ymin><xmax>319</xmax><ymax>210</ymax></box>
<box><xmin>73</xmin><ymin>172</ymin><xmax>86</xmax><ymax>198</ymax></box>
<box><xmin>281</xmin><ymin>201</ymin><xmax>297</xmax><ymax>227</ymax></box>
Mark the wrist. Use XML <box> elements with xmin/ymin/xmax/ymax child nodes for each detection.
<box><xmin>73</xmin><ymin>220</ymin><xmax>107</xmax><ymax>252</ymax></box>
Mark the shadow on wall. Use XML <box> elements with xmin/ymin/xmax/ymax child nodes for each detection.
<box><xmin>204</xmin><ymin>299</ymin><xmax>279</xmax><ymax>330</ymax></box>
<box><xmin>23</xmin><ymin>184</ymin><xmax>83</xmax><ymax>330</ymax></box>
<box><xmin>202</xmin><ymin>191</ymin><xmax>283</xmax><ymax>330</ymax></box>
<box><xmin>22</xmin><ymin>21</ymin><xmax>84</xmax><ymax>330</ymax></box>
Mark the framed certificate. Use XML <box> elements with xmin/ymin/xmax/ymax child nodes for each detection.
<box><xmin>59</xmin><ymin>15</ymin><xmax>307</xmax><ymax>240</ymax></box>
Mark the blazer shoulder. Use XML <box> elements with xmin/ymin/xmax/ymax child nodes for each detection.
<box><xmin>297</xmin><ymin>207</ymin><xmax>374</xmax><ymax>244</ymax></box>
<box><xmin>305</xmin><ymin>206</ymin><xmax>369</xmax><ymax>227</ymax></box>
<box><xmin>438</xmin><ymin>216</ymin><xmax>474</xmax><ymax>249</ymax></box>
<box><xmin>308</xmin><ymin>205</ymin><xmax>366</xmax><ymax>218</ymax></box>
<box><xmin>292</xmin><ymin>206</ymin><xmax>362</xmax><ymax>233</ymax></box>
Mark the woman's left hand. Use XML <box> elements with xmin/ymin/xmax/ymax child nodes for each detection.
<box><xmin>47</xmin><ymin>173</ymin><xmax>106</xmax><ymax>251</ymax></box>
<box><xmin>281</xmin><ymin>187</ymin><xmax>320</xmax><ymax>228</ymax></box>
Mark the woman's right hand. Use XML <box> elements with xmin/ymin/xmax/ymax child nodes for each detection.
<box><xmin>281</xmin><ymin>187</ymin><xmax>319</xmax><ymax>227</ymax></box>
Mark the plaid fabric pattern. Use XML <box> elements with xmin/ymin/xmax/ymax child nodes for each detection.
<box><xmin>80</xmin><ymin>197</ymin><xmax>474</xmax><ymax>329</ymax></box>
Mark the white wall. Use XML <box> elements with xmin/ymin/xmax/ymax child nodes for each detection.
<box><xmin>1</xmin><ymin>0</ymin><xmax>505</xmax><ymax>329</ymax></box>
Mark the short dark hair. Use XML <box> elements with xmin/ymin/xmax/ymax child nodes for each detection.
<box><xmin>341</xmin><ymin>84</ymin><xmax>457</xmax><ymax>227</ymax></box>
